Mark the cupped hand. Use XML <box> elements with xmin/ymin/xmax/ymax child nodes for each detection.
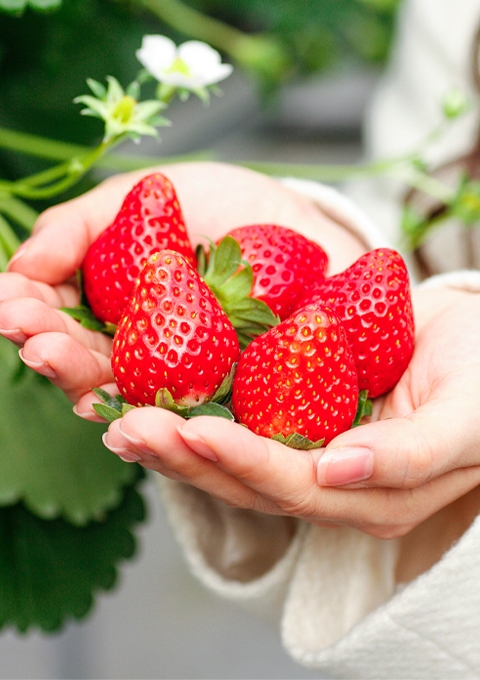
<box><xmin>0</xmin><ymin>161</ymin><xmax>364</xmax><ymax>404</ymax></box>
<box><xmin>101</xmin><ymin>285</ymin><xmax>480</xmax><ymax>558</ymax></box>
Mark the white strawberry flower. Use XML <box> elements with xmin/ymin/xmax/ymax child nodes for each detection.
<box><xmin>136</xmin><ymin>35</ymin><xmax>233</xmax><ymax>95</ymax></box>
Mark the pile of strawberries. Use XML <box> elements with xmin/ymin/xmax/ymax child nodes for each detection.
<box><xmin>74</xmin><ymin>172</ymin><xmax>415</xmax><ymax>449</ymax></box>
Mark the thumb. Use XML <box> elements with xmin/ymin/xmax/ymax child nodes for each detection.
<box><xmin>316</xmin><ymin>394</ymin><xmax>480</xmax><ymax>489</ymax></box>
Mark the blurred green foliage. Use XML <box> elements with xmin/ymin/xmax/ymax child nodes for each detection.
<box><xmin>0</xmin><ymin>0</ymin><xmax>401</xmax><ymax>152</ymax></box>
<box><xmin>188</xmin><ymin>0</ymin><xmax>400</xmax><ymax>74</ymax></box>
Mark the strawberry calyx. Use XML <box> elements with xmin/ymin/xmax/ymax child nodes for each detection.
<box><xmin>352</xmin><ymin>390</ymin><xmax>373</xmax><ymax>427</ymax></box>
<box><xmin>92</xmin><ymin>364</ymin><xmax>237</xmax><ymax>423</ymax></box>
<box><xmin>197</xmin><ymin>236</ymin><xmax>279</xmax><ymax>349</ymax></box>
<box><xmin>92</xmin><ymin>388</ymin><xmax>136</xmax><ymax>422</ymax></box>
<box><xmin>62</xmin><ymin>304</ymin><xmax>117</xmax><ymax>336</ymax></box>
<box><xmin>155</xmin><ymin>362</ymin><xmax>236</xmax><ymax>419</ymax></box>
<box><xmin>271</xmin><ymin>432</ymin><xmax>325</xmax><ymax>450</ymax></box>
<box><xmin>62</xmin><ymin>270</ymin><xmax>117</xmax><ymax>336</ymax></box>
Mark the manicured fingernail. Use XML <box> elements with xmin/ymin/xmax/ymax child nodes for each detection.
<box><xmin>117</xmin><ymin>424</ymin><xmax>156</xmax><ymax>456</ymax></box>
<box><xmin>102</xmin><ymin>433</ymin><xmax>142</xmax><ymax>462</ymax></box>
<box><xmin>18</xmin><ymin>348</ymin><xmax>57</xmax><ymax>379</ymax></box>
<box><xmin>0</xmin><ymin>328</ymin><xmax>28</xmax><ymax>346</ymax></box>
<box><xmin>177</xmin><ymin>427</ymin><xmax>218</xmax><ymax>462</ymax></box>
<box><xmin>317</xmin><ymin>447</ymin><xmax>373</xmax><ymax>486</ymax></box>
<box><xmin>7</xmin><ymin>239</ymin><xmax>31</xmax><ymax>270</ymax></box>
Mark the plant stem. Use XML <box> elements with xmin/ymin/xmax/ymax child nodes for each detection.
<box><xmin>0</xmin><ymin>213</ymin><xmax>21</xmax><ymax>264</ymax></box>
<box><xmin>0</xmin><ymin>196</ymin><xmax>38</xmax><ymax>232</ymax></box>
<box><xmin>2</xmin><ymin>140</ymin><xmax>114</xmax><ymax>200</ymax></box>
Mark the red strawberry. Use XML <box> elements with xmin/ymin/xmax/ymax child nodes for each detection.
<box><xmin>225</xmin><ymin>224</ymin><xmax>329</xmax><ymax>320</ymax></box>
<box><xmin>82</xmin><ymin>173</ymin><xmax>195</xmax><ymax>325</ymax></box>
<box><xmin>231</xmin><ymin>303</ymin><xmax>359</xmax><ymax>446</ymax></box>
<box><xmin>299</xmin><ymin>248</ymin><xmax>414</xmax><ymax>398</ymax></box>
<box><xmin>112</xmin><ymin>250</ymin><xmax>240</xmax><ymax>408</ymax></box>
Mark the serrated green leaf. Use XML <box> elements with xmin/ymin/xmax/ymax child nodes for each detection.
<box><xmin>0</xmin><ymin>470</ymin><xmax>146</xmax><ymax>633</ymax></box>
<box><xmin>272</xmin><ymin>432</ymin><xmax>325</xmax><ymax>450</ymax></box>
<box><xmin>0</xmin><ymin>338</ymin><xmax>136</xmax><ymax>525</ymax></box>
<box><xmin>186</xmin><ymin>403</ymin><xmax>235</xmax><ymax>420</ymax></box>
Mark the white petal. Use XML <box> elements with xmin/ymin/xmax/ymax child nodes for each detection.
<box><xmin>178</xmin><ymin>41</ymin><xmax>233</xmax><ymax>86</ymax></box>
<box><xmin>178</xmin><ymin>41</ymin><xmax>221</xmax><ymax>68</ymax></box>
<box><xmin>136</xmin><ymin>35</ymin><xmax>177</xmax><ymax>78</ymax></box>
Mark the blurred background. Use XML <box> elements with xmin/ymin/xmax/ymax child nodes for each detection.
<box><xmin>0</xmin><ymin>1</ymin><xmax>400</xmax><ymax>678</ymax></box>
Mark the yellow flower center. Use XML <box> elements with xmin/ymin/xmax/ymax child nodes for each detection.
<box><xmin>112</xmin><ymin>95</ymin><xmax>137</xmax><ymax>123</ymax></box>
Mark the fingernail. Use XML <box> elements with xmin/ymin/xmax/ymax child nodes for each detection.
<box><xmin>72</xmin><ymin>404</ymin><xmax>98</xmax><ymax>421</ymax></box>
<box><xmin>0</xmin><ymin>328</ymin><xmax>28</xmax><ymax>346</ymax></box>
<box><xmin>102</xmin><ymin>433</ymin><xmax>142</xmax><ymax>462</ymax></box>
<box><xmin>118</xmin><ymin>424</ymin><xmax>156</xmax><ymax>456</ymax></box>
<box><xmin>317</xmin><ymin>447</ymin><xmax>373</xmax><ymax>486</ymax></box>
<box><xmin>7</xmin><ymin>239</ymin><xmax>31</xmax><ymax>271</ymax></box>
<box><xmin>18</xmin><ymin>348</ymin><xmax>57</xmax><ymax>379</ymax></box>
<box><xmin>177</xmin><ymin>427</ymin><xmax>218</xmax><ymax>462</ymax></box>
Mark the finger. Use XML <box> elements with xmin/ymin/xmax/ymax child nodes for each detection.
<box><xmin>0</xmin><ymin>297</ymin><xmax>113</xmax><ymax>354</ymax></box>
<box><xmin>19</xmin><ymin>332</ymin><xmax>113</xmax><ymax>403</ymax></box>
<box><xmin>317</xmin><ymin>369</ymin><xmax>480</xmax><ymax>489</ymax></box>
<box><xmin>0</xmin><ymin>272</ymin><xmax>78</xmax><ymax>308</ymax></box>
<box><xmin>103</xmin><ymin>408</ymin><xmax>264</xmax><ymax>510</ymax></box>
<box><xmin>177</xmin><ymin>415</ymin><xmax>326</xmax><ymax>518</ymax></box>
<box><xmin>176</xmin><ymin>414</ymin><xmax>480</xmax><ymax>539</ymax></box>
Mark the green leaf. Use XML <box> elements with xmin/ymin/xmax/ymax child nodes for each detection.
<box><xmin>220</xmin><ymin>265</ymin><xmax>253</xmax><ymax>300</ymax></box>
<box><xmin>61</xmin><ymin>305</ymin><xmax>116</xmax><ymax>335</ymax></box>
<box><xmin>210</xmin><ymin>363</ymin><xmax>236</xmax><ymax>404</ymax></box>
<box><xmin>92</xmin><ymin>389</ymin><xmax>136</xmax><ymax>422</ymax></box>
<box><xmin>271</xmin><ymin>432</ymin><xmax>325</xmax><ymax>450</ymax></box>
<box><xmin>92</xmin><ymin>403</ymin><xmax>124</xmax><ymax>423</ymax></box>
<box><xmin>0</xmin><ymin>338</ymin><xmax>136</xmax><ymax>525</ymax></box>
<box><xmin>186</xmin><ymin>403</ymin><xmax>235</xmax><ymax>420</ymax></box>
<box><xmin>352</xmin><ymin>389</ymin><xmax>373</xmax><ymax>427</ymax></box>
<box><xmin>202</xmin><ymin>235</ymin><xmax>278</xmax><ymax>348</ymax></box>
<box><xmin>155</xmin><ymin>388</ymin><xmax>191</xmax><ymax>417</ymax></box>
<box><xmin>0</xmin><ymin>470</ymin><xmax>146</xmax><ymax>633</ymax></box>
<box><xmin>205</xmin><ymin>235</ymin><xmax>243</xmax><ymax>289</ymax></box>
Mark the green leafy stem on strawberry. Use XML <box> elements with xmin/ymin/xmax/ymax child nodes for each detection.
<box><xmin>92</xmin><ymin>383</ymin><xmax>372</xmax><ymax>451</ymax></box>
<box><xmin>196</xmin><ymin>235</ymin><xmax>280</xmax><ymax>349</ymax></box>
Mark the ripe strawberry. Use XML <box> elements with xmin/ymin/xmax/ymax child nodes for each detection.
<box><xmin>225</xmin><ymin>224</ymin><xmax>329</xmax><ymax>320</ymax></box>
<box><xmin>112</xmin><ymin>250</ymin><xmax>240</xmax><ymax>408</ymax></box>
<box><xmin>82</xmin><ymin>173</ymin><xmax>195</xmax><ymax>325</ymax></box>
<box><xmin>231</xmin><ymin>303</ymin><xmax>359</xmax><ymax>446</ymax></box>
<box><xmin>299</xmin><ymin>248</ymin><xmax>414</xmax><ymax>398</ymax></box>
